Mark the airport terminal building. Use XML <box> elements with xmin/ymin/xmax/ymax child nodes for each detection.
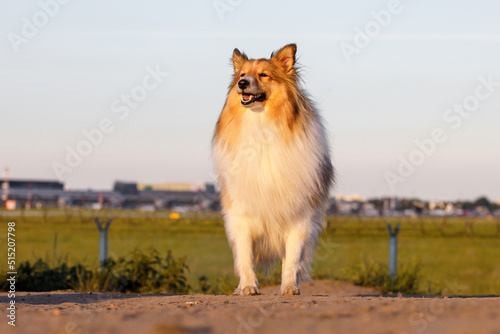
<box><xmin>1</xmin><ymin>179</ymin><xmax>220</xmax><ymax>211</ymax></box>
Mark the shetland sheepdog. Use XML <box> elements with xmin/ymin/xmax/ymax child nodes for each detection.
<box><xmin>212</xmin><ymin>44</ymin><xmax>334</xmax><ymax>296</ymax></box>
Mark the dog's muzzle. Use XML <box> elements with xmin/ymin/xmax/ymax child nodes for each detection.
<box><xmin>241</xmin><ymin>93</ymin><xmax>266</xmax><ymax>105</ymax></box>
<box><xmin>237</xmin><ymin>77</ymin><xmax>266</xmax><ymax>105</ymax></box>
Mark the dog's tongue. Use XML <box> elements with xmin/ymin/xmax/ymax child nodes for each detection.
<box><xmin>242</xmin><ymin>94</ymin><xmax>253</xmax><ymax>102</ymax></box>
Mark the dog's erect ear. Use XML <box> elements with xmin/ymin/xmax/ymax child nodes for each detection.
<box><xmin>271</xmin><ymin>44</ymin><xmax>297</xmax><ymax>72</ymax></box>
<box><xmin>232</xmin><ymin>48</ymin><xmax>248</xmax><ymax>73</ymax></box>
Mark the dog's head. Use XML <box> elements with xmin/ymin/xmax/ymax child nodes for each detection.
<box><xmin>230</xmin><ymin>44</ymin><xmax>298</xmax><ymax>111</ymax></box>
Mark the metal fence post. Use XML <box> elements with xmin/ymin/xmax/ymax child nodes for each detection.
<box><xmin>94</xmin><ymin>218</ymin><xmax>112</xmax><ymax>265</ymax></box>
<box><xmin>386</xmin><ymin>222</ymin><xmax>401</xmax><ymax>280</ymax></box>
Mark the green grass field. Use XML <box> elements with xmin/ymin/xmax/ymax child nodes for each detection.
<box><xmin>1</xmin><ymin>211</ymin><xmax>499</xmax><ymax>295</ymax></box>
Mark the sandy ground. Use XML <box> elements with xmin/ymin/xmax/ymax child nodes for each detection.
<box><xmin>1</xmin><ymin>280</ymin><xmax>499</xmax><ymax>334</ymax></box>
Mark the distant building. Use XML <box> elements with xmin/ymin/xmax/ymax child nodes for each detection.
<box><xmin>137</xmin><ymin>182</ymin><xmax>215</xmax><ymax>193</ymax></box>
<box><xmin>382</xmin><ymin>197</ymin><xmax>399</xmax><ymax>212</ymax></box>
<box><xmin>9</xmin><ymin>180</ymin><xmax>64</xmax><ymax>191</ymax></box>
<box><xmin>332</xmin><ymin>194</ymin><xmax>364</xmax><ymax>216</ymax></box>
<box><xmin>335</xmin><ymin>194</ymin><xmax>365</xmax><ymax>202</ymax></box>
<box><xmin>113</xmin><ymin>181</ymin><xmax>139</xmax><ymax>195</ymax></box>
<box><xmin>2</xmin><ymin>179</ymin><xmax>65</xmax><ymax>209</ymax></box>
<box><xmin>1</xmin><ymin>179</ymin><xmax>219</xmax><ymax>211</ymax></box>
<box><xmin>360</xmin><ymin>202</ymin><xmax>379</xmax><ymax>217</ymax></box>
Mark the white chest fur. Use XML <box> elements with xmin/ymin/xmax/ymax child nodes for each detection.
<box><xmin>214</xmin><ymin>110</ymin><xmax>326</xmax><ymax>223</ymax></box>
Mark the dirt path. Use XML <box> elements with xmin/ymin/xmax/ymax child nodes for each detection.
<box><xmin>1</xmin><ymin>280</ymin><xmax>499</xmax><ymax>334</ymax></box>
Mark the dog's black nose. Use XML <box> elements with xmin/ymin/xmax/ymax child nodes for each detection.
<box><xmin>238</xmin><ymin>79</ymin><xmax>249</xmax><ymax>90</ymax></box>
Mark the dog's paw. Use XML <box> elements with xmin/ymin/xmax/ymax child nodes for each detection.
<box><xmin>280</xmin><ymin>285</ymin><xmax>300</xmax><ymax>296</ymax></box>
<box><xmin>234</xmin><ymin>286</ymin><xmax>261</xmax><ymax>296</ymax></box>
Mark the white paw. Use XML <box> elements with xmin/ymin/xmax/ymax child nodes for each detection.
<box><xmin>235</xmin><ymin>286</ymin><xmax>261</xmax><ymax>296</ymax></box>
<box><xmin>280</xmin><ymin>285</ymin><xmax>300</xmax><ymax>296</ymax></box>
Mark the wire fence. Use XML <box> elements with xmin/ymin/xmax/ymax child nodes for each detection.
<box><xmin>325</xmin><ymin>216</ymin><xmax>500</xmax><ymax>238</ymax></box>
<box><xmin>2</xmin><ymin>209</ymin><xmax>499</xmax><ymax>238</ymax></box>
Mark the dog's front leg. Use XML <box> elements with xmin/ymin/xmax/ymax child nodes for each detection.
<box><xmin>226</xmin><ymin>216</ymin><xmax>260</xmax><ymax>296</ymax></box>
<box><xmin>281</xmin><ymin>226</ymin><xmax>307</xmax><ymax>295</ymax></box>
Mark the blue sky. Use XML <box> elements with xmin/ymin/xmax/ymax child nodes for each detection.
<box><xmin>1</xmin><ymin>0</ymin><xmax>499</xmax><ymax>201</ymax></box>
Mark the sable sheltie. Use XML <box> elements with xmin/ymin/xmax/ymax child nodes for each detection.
<box><xmin>212</xmin><ymin>44</ymin><xmax>334</xmax><ymax>296</ymax></box>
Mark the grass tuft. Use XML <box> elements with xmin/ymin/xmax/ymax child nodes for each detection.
<box><xmin>345</xmin><ymin>260</ymin><xmax>428</xmax><ymax>295</ymax></box>
<box><xmin>0</xmin><ymin>248</ymin><xmax>190</xmax><ymax>294</ymax></box>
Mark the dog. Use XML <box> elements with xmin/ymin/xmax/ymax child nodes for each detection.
<box><xmin>212</xmin><ymin>44</ymin><xmax>334</xmax><ymax>296</ymax></box>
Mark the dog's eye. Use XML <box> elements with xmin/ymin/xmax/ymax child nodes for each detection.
<box><xmin>259</xmin><ymin>73</ymin><xmax>268</xmax><ymax>78</ymax></box>
<box><xmin>240</xmin><ymin>73</ymin><xmax>245</xmax><ymax>77</ymax></box>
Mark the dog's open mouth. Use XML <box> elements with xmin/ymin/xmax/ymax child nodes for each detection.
<box><xmin>241</xmin><ymin>93</ymin><xmax>266</xmax><ymax>105</ymax></box>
